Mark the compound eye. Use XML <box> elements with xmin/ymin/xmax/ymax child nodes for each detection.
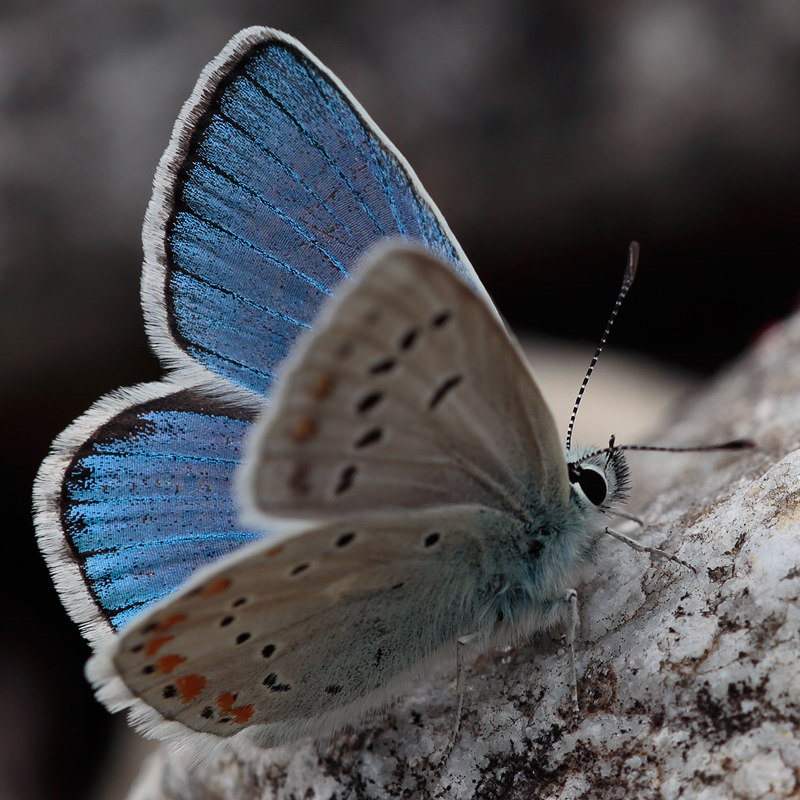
<box><xmin>578</xmin><ymin>467</ymin><xmax>607</xmax><ymax>506</ymax></box>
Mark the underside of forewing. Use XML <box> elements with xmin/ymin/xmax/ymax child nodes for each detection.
<box><xmin>240</xmin><ymin>245</ymin><xmax>569</xmax><ymax>526</ymax></box>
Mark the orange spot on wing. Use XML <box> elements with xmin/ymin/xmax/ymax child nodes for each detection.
<box><xmin>195</xmin><ymin>578</ymin><xmax>231</xmax><ymax>598</ymax></box>
<box><xmin>216</xmin><ymin>692</ymin><xmax>236</xmax><ymax>712</ymax></box>
<box><xmin>153</xmin><ymin>613</ymin><xmax>187</xmax><ymax>632</ymax></box>
<box><xmin>312</xmin><ymin>375</ymin><xmax>334</xmax><ymax>400</ymax></box>
<box><xmin>291</xmin><ymin>417</ymin><xmax>316</xmax><ymax>442</ymax></box>
<box><xmin>156</xmin><ymin>654</ymin><xmax>186</xmax><ymax>674</ymax></box>
<box><xmin>145</xmin><ymin>635</ymin><xmax>173</xmax><ymax>656</ymax></box>
<box><xmin>216</xmin><ymin>692</ymin><xmax>253</xmax><ymax>724</ymax></box>
<box><xmin>231</xmin><ymin>705</ymin><xmax>253</xmax><ymax>724</ymax></box>
<box><xmin>175</xmin><ymin>674</ymin><xmax>206</xmax><ymax>703</ymax></box>
<box><xmin>265</xmin><ymin>545</ymin><xmax>284</xmax><ymax>558</ymax></box>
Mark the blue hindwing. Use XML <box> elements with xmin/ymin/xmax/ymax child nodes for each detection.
<box><xmin>60</xmin><ymin>389</ymin><xmax>261</xmax><ymax>629</ymax></box>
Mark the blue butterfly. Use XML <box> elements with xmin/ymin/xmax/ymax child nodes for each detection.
<box><xmin>34</xmin><ymin>27</ymin><xmax>749</xmax><ymax>753</ymax></box>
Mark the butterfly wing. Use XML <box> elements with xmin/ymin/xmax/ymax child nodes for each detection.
<box><xmin>33</xmin><ymin>383</ymin><xmax>267</xmax><ymax>642</ymax></box>
<box><xmin>91</xmin><ymin>506</ymin><xmax>521</xmax><ymax>747</ymax></box>
<box><xmin>35</xmin><ymin>27</ymin><xmax>500</xmax><ymax>644</ymax></box>
<box><xmin>143</xmin><ymin>26</ymin><xmax>495</xmax><ymax>403</ymax></box>
<box><xmin>241</xmin><ymin>245</ymin><xmax>569</xmax><ymax>524</ymax></box>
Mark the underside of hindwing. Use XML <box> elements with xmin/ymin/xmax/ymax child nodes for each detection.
<box><xmin>90</xmin><ymin>506</ymin><xmax>510</xmax><ymax>747</ymax></box>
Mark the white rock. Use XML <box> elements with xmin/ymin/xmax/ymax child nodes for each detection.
<box><xmin>731</xmin><ymin>752</ymin><xmax>795</xmax><ymax>799</ymax></box>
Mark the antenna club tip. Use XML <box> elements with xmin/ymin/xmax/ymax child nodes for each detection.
<box><xmin>720</xmin><ymin>438</ymin><xmax>757</xmax><ymax>450</ymax></box>
<box><xmin>626</xmin><ymin>241</ymin><xmax>640</xmax><ymax>280</ymax></box>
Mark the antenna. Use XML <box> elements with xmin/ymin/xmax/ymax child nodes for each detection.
<box><xmin>565</xmin><ymin>242</ymin><xmax>639</xmax><ymax>451</ymax></box>
<box><xmin>574</xmin><ymin>438</ymin><xmax>756</xmax><ymax>466</ymax></box>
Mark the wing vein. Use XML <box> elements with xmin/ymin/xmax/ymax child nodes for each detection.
<box><xmin>173</xmin><ymin>206</ymin><xmax>332</xmax><ymax>298</ymax></box>
<box><xmin>193</xmin><ymin>144</ymin><xmax>350</xmax><ymax>276</ymax></box>
<box><xmin>241</xmin><ymin>71</ymin><xmax>387</xmax><ymax>239</ymax></box>
<box><xmin>213</xmin><ymin>110</ymin><xmax>362</xmax><ymax>255</ymax></box>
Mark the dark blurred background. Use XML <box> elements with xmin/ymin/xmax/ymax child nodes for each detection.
<box><xmin>1</xmin><ymin>2</ymin><xmax>798</xmax><ymax>797</ymax></box>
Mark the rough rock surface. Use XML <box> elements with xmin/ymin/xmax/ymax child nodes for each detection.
<box><xmin>127</xmin><ymin>311</ymin><xmax>800</xmax><ymax>800</ymax></box>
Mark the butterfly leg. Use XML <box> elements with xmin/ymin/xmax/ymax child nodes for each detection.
<box><xmin>605</xmin><ymin>527</ymin><xmax>696</xmax><ymax>573</ymax></box>
<box><xmin>612</xmin><ymin>508</ymin><xmax>644</xmax><ymax>526</ymax></box>
<box><xmin>439</xmin><ymin>633</ymin><xmax>477</xmax><ymax>765</ymax></box>
<box><xmin>564</xmin><ymin>589</ymin><xmax>580</xmax><ymax>723</ymax></box>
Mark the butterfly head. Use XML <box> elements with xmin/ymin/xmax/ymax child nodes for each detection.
<box><xmin>565</xmin><ymin>442</ymin><xmax>630</xmax><ymax>514</ymax></box>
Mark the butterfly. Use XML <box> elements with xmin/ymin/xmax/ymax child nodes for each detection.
<box><xmin>33</xmin><ymin>26</ymin><xmax>749</xmax><ymax>754</ymax></box>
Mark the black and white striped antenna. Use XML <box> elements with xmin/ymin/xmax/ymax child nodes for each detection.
<box><xmin>565</xmin><ymin>242</ymin><xmax>638</xmax><ymax>451</ymax></box>
<box><xmin>564</xmin><ymin>244</ymin><xmax>756</xmax><ymax>457</ymax></box>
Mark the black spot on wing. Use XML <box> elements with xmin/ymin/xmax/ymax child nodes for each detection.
<box><xmin>399</xmin><ymin>328</ymin><xmax>419</xmax><ymax>350</ymax></box>
<box><xmin>335</xmin><ymin>465</ymin><xmax>357</xmax><ymax>494</ymax></box>
<box><xmin>431</xmin><ymin>310</ymin><xmax>452</xmax><ymax>327</ymax></box>
<box><xmin>355</xmin><ymin>427</ymin><xmax>383</xmax><ymax>448</ymax></box>
<box><xmin>336</xmin><ymin>532</ymin><xmax>355</xmax><ymax>547</ymax></box>
<box><xmin>428</xmin><ymin>375</ymin><xmax>462</xmax><ymax>409</ymax></box>
<box><xmin>262</xmin><ymin>668</ymin><xmax>289</xmax><ymax>692</ymax></box>
<box><xmin>357</xmin><ymin>391</ymin><xmax>383</xmax><ymax>413</ymax></box>
<box><xmin>369</xmin><ymin>357</ymin><xmax>396</xmax><ymax>375</ymax></box>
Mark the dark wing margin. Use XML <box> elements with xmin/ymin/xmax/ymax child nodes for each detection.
<box><xmin>33</xmin><ymin>382</ymin><xmax>265</xmax><ymax>643</ymax></box>
<box><xmin>141</xmin><ymin>26</ymin><xmax>494</xmax><ymax>404</ymax></box>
